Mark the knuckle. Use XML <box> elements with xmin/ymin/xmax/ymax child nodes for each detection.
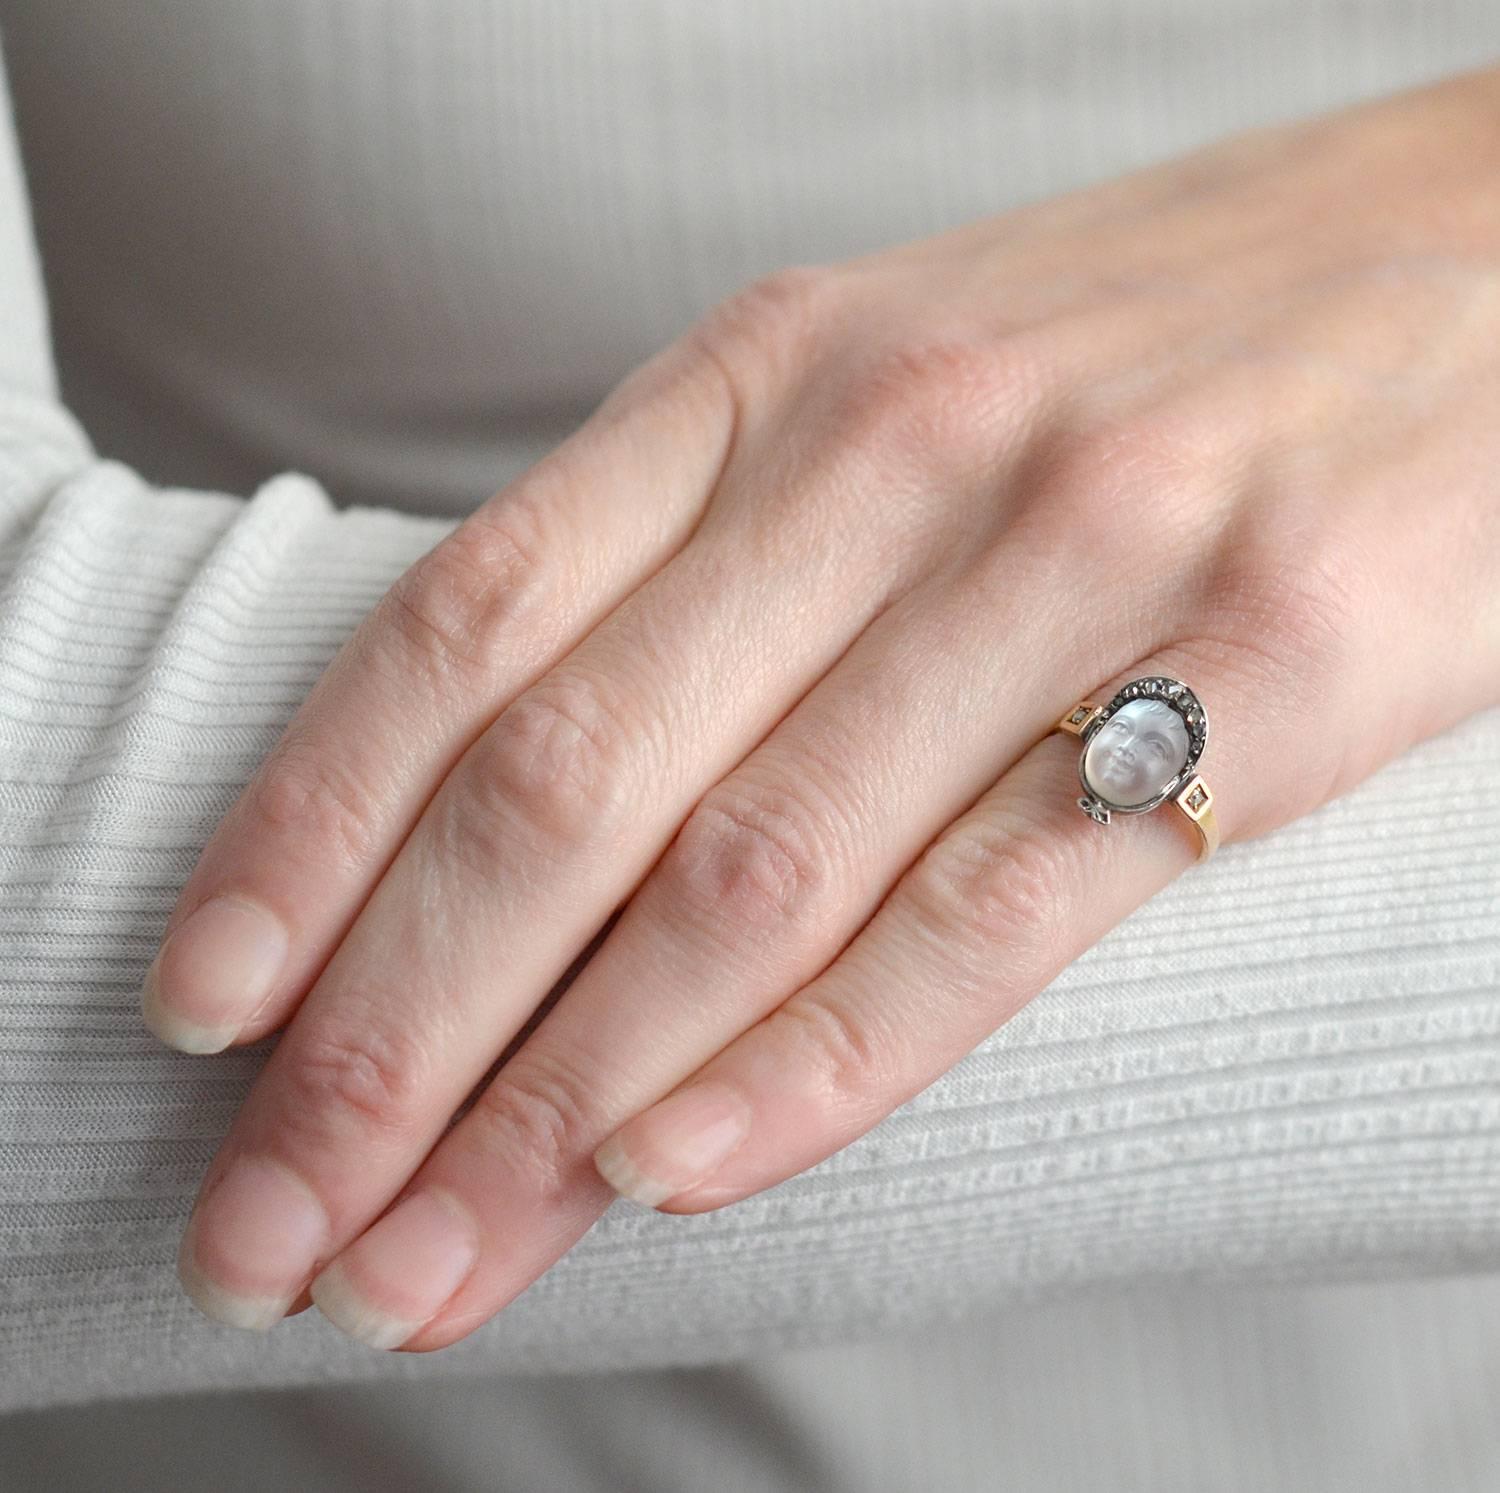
<box><xmin>1203</xmin><ymin>505</ymin><xmax>1373</xmax><ymax>690</ymax></box>
<box><xmin>776</xmin><ymin>991</ymin><xmax>890</xmax><ymax>1120</ymax></box>
<box><xmin>283</xmin><ymin>1020</ymin><xmax>431</xmax><ymax>1151</ymax></box>
<box><xmin>469</xmin><ymin>1052</ymin><xmax>595</xmax><ymax>1195</ymax></box>
<box><xmin>908</xmin><ymin>803</ymin><xmax>1072</xmax><ymax>972</ymax></box>
<box><xmin>450</xmin><ymin>672</ymin><xmax>640</xmax><ymax>866</ymax></box>
<box><xmin>382</xmin><ymin>495</ymin><xmax>552</xmax><ymax>676</ymax></box>
<box><xmin>836</xmin><ymin>334</ymin><xmax>1028</xmax><ymax>475</ymax></box>
<box><xmin>691</xmin><ymin>263</ymin><xmax>842</xmax><ymax>391</ymax></box>
<box><xmin>245</xmin><ymin>732</ymin><xmax>383</xmax><ymax>872</ymax></box>
<box><xmin>1022</xmin><ymin>408</ymin><xmax>1216</xmax><ymax>558</ymax></box>
<box><xmin>662</xmin><ymin>777</ymin><xmax>838</xmax><ymax>936</ymax></box>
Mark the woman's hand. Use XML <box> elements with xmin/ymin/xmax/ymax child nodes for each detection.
<box><xmin>143</xmin><ymin>62</ymin><xmax>1500</xmax><ymax>1349</ymax></box>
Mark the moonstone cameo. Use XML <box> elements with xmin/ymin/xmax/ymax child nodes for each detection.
<box><xmin>1082</xmin><ymin>698</ymin><xmax>1190</xmax><ymax>808</ymax></box>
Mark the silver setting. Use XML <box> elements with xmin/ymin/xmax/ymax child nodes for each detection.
<box><xmin>1074</xmin><ymin>675</ymin><xmax>1208</xmax><ymax>821</ymax></box>
<box><xmin>1078</xmin><ymin>795</ymin><xmax>1111</xmax><ymax>825</ymax></box>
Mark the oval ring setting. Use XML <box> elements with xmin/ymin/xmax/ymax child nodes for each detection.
<box><xmin>1053</xmin><ymin>675</ymin><xmax>1219</xmax><ymax>862</ymax></box>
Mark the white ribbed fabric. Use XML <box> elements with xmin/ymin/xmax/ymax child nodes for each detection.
<box><xmin>0</xmin><ymin>0</ymin><xmax>1498</xmax><ymax>1452</ymax></box>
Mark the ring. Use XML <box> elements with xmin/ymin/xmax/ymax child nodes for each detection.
<box><xmin>1053</xmin><ymin>675</ymin><xmax>1220</xmax><ymax>863</ymax></box>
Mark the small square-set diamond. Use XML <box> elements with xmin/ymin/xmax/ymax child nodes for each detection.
<box><xmin>1183</xmin><ymin>781</ymin><xmax>1210</xmax><ymax>813</ymax></box>
<box><xmin>1068</xmin><ymin>706</ymin><xmax>1091</xmax><ymax>724</ymax></box>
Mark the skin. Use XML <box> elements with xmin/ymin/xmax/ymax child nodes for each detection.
<box><xmin>142</xmin><ymin>60</ymin><xmax>1500</xmax><ymax>1350</ymax></box>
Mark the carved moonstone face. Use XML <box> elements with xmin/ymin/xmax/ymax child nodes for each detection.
<box><xmin>1083</xmin><ymin>698</ymin><xmax>1190</xmax><ymax>808</ymax></box>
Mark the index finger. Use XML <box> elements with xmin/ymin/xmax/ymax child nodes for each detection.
<box><xmin>140</xmin><ymin>332</ymin><xmax>734</xmax><ymax>1053</ymax></box>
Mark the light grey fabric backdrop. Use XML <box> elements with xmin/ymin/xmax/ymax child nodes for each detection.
<box><xmin>0</xmin><ymin>1</ymin><xmax>1497</xmax><ymax>1485</ymax></box>
<box><xmin>6</xmin><ymin>1277</ymin><xmax>1500</xmax><ymax>1493</ymax></box>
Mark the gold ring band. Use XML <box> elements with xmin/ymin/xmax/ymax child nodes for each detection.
<box><xmin>1054</xmin><ymin>677</ymin><xmax>1219</xmax><ymax>864</ymax></box>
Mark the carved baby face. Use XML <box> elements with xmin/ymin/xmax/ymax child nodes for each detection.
<box><xmin>1083</xmin><ymin>698</ymin><xmax>1189</xmax><ymax>807</ymax></box>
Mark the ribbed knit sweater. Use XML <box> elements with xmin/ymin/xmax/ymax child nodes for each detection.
<box><xmin>0</xmin><ymin>1</ymin><xmax>1497</xmax><ymax>1416</ymax></box>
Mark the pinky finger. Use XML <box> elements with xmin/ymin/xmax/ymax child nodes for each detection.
<box><xmin>592</xmin><ymin>658</ymin><xmax>1252</xmax><ymax>1213</ymax></box>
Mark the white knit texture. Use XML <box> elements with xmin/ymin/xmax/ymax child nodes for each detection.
<box><xmin>0</xmin><ymin>3</ymin><xmax>1497</xmax><ymax>1419</ymax></box>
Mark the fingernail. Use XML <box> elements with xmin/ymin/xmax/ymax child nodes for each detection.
<box><xmin>592</xmin><ymin>1082</ymin><xmax>752</xmax><ymax>1208</ymax></box>
<box><xmin>142</xmin><ymin>894</ymin><xmax>288</xmax><ymax>1053</ymax></box>
<box><xmin>309</xmin><ymin>1188</ymin><xmax>480</xmax><ymax>1350</ymax></box>
<box><xmin>178</xmin><ymin>1155</ymin><xmax>329</xmax><ymax>1330</ymax></box>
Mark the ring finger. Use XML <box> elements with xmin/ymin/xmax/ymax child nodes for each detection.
<box><xmin>604</xmin><ymin>641</ymin><xmax>1263</xmax><ymax>1216</ymax></box>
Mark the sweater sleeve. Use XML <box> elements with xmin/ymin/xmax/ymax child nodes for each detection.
<box><xmin>2</xmin><ymin>27</ymin><xmax>1499</xmax><ymax>1416</ymax></box>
